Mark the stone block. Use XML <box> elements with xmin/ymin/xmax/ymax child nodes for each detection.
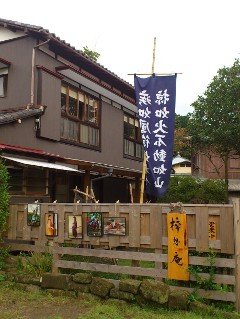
<box><xmin>41</xmin><ymin>273</ymin><xmax>72</xmax><ymax>290</ymax></box>
<box><xmin>139</xmin><ymin>279</ymin><xmax>169</xmax><ymax>305</ymax></box>
<box><xmin>90</xmin><ymin>277</ymin><xmax>114</xmax><ymax>298</ymax></box>
<box><xmin>119</xmin><ymin>279</ymin><xmax>141</xmax><ymax>295</ymax></box>
<box><xmin>73</xmin><ymin>273</ymin><xmax>92</xmax><ymax>284</ymax></box>
<box><xmin>168</xmin><ymin>290</ymin><xmax>189</xmax><ymax>310</ymax></box>
<box><xmin>68</xmin><ymin>280</ymin><xmax>90</xmax><ymax>293</ymax></box>
<box><xmin>14</xmin><ymin>274</ymin><xmax>41</xmax><ymax>286</ymax></box>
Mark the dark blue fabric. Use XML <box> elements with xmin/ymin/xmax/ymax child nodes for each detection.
<box><xmin>134</xmin><ymin>75</ymin><xmax>176</xmax><ymax>197</ymax></box>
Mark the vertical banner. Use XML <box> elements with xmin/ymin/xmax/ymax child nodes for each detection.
<box><xmin>134</xmin><ymin>75</ymin><xmax>176</xmax><ymax>198</ymax></box>
<box><xmin>167</xmin><ymin>212</ymin><xmax>189</xmax><ymax>281</ymax></box>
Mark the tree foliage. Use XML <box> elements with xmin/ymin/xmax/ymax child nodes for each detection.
<box><xmin>174</xmin><ymin>114</ymin><xmax>191</xmax><ymax>159</ymax></box>
<box><xmin>188</xmin><ymin>58</ymin><xmax>240</xmax><ymax>188</ymax></box>
<box><xmin>0</xmin><ymin>160</ymin><xmax>10</xmax><ymax>233</ymax></box>
<box><xmin>157</xmin><ymin>176</ymin><xmax>226</xmax><ymax>204</ymax></box>
<box><xmin>82</xmin><ymin>46</ymin><xmax>100</xmax><ymax>62</ymax></box>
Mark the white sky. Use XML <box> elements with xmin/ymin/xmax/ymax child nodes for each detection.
<box><xmin>2</xmin><ymin>0</ymin><xmax>240</xmax><ymax>115</ymax></box>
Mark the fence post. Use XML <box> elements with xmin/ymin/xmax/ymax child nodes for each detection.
<box><xmin>233</xmin><ymin>198</ymin><xmax>240</xmax><ymax>311</ymax></box>
<box><xmin>52</xmin><ymin>242</ymin><xmax>60</xmax><ymax>274</ymax></box>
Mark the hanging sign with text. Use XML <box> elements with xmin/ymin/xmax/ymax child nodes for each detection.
<box><xmin>134</xmin><ymin>75</ymin><xmax>177</xmax><ymax>197</ymax></box>
<box><xmin>167</xmin><ymin>212</ymin><xmax>189</xmax><ymax>281</ymax></box>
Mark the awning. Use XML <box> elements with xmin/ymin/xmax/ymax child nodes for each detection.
<box><xmin>1</xmin><ymin>156</ymin><xmax>81</xmax><ymax>173</ymax></box>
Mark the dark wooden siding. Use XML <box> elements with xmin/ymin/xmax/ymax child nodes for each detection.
<box><xmin>0</xmin><ymin>37</ymin><xmax>34</xmax><ymax>108</ymax></box>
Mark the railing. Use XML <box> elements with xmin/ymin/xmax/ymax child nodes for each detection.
<box><xmin>2</xmin><ymin>201</ymin><xmax>239</xmax><ymax>309</ymax></box>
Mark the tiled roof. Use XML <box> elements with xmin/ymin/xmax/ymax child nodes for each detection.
<box><xmin>0</xmin><ymin>105</ymin><xmax>45</xmax><ymax>124</ymax></box>
<box><xmin>0</xmin><ymin>143</ymin><xmax>64</xmax><ymax>159</ymax></box>
<box><xmin>172</xmin><ymin>153</ymin><xmax>191</xmax><ymax>166</ymax></box>
<box><xmin>0</xmin><ymin>18</ymin><xmax>134</xmax><ymax>93</ymax></box>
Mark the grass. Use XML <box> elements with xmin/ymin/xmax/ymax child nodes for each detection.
<box><xmin>0</xmin><ymin>280</ymin><xmax>237</xmax><ymax>319</ymax></box>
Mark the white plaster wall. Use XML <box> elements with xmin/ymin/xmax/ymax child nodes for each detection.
<box><xmin>0</xmin><ymin>27</ymin><xmax>25</xmax><ymax>41</ymax></box>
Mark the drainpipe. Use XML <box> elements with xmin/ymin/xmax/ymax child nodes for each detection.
<box><xmin>30</xmin><ymin>39</ymin><xmax>51</xmax><ymax>105</ymax></box>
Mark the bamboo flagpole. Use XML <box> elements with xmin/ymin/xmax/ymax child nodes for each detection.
<box><xmin>139</xmin><ymin>37</ymin><xmax>156</xmax><ymax>204</ymax></box>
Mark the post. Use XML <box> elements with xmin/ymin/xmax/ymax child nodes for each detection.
<box><xmin>233</xmin><ymin>198</ymin><xmax>240</xmax><ymax>311</ymax></box>
<box><xmin>139</xmin><ymin>37</ymin><xmax>156</xmax><ymax>204</ymax></box>
<box><xmin>52</xmin><ymin>242</ymin><xmax>60</xmax><ymax>274</ymax></box>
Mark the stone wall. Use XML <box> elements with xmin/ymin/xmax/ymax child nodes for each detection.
<box><xmin>8</xmin><ymin>272</ymin><xmax>239</xmax><ymax>318</ymax></box>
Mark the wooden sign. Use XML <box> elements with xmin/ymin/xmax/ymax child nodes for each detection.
<box><xmin>209</xmin><ymin>221</ymin><xmax>217</xmax><ymax>240</ymax></box>
<box><xmin>167</xmin><ymin>212</ymin><xmax>189</xmax><ymax>281</ymax></box>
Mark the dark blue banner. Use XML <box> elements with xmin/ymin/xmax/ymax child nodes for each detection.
<box><xmin>134</xmin><ymin>75</ymin><xmax>177</xmax><ymax>198</ymax></box>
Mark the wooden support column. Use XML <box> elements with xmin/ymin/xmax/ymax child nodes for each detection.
<box><xmin>233</xmin><ymin>198</ymin><xmax>240</xmax><ymax>311</ymax></box>
<box><xmin>83</xmin><ymin>170</ymin><xmax>90</xmax><ymax>195</ymax></box>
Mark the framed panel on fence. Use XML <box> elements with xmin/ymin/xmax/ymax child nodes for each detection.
<box><xmin>27</xmin><ymin>204</ymin><xmax>41</xmax><ymax>227</ymax></box>
<box><xmin>103</xmin><ymin>217</ymin><xmax>126</xmax><ymax>236</ymax></box>
<box><xmin>68</xmin><ymin>215</ymin><xmax>83</xmax><ymax>239</ymax></box>
<box><xmin>45</xmin><ymin>213</ymin><xmax>58</xmax><ymax>237</ymax></box>
<box><xmin>87</xmin><ymin>212</ymin><xmax>102</xmax><ymax>237</ymax></box>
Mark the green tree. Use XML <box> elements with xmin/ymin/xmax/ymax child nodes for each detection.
<box><xmin>175</xmin><ymin>113</ymin><xmax>191</xmax><ymax>129</ymax></box>
<box><xmin>188</xmin><ymin>58</ymin><xmax>240</xmax><ymax>198</ymax></box>
<box><xmin>0</xmin><ymin>160</ymin><xmax>10</xmax><ymax>234</ymax></box>
<box><xmin>82</xmin><ymin>46</ymin><xmax>100</xmax><ymax>62</ymax></box>
<box><xmin>174</xmin><ymin>114</ymin><xmax>192</xmax><ymax>159</ymax></box>
<box><xmin>157</xmin><ymin>176</ymin><xmax>225</xmax><ymax>204</ymax></box>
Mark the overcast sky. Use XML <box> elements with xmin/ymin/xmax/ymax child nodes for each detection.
<box><xmin>2</xmin><ymin>0</ymin><xmax>240</xmax><ymax>115</ymax></box>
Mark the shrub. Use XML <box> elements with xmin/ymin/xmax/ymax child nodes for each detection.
<box><xmin>0</xmin><ymin>160</ymin><xmax>10</xmax><ymax>234</ymax></box>
<box><xmin>158</xmin><ymin>176</ymin><xmax>226</xmax><ymax>204</ymax></box>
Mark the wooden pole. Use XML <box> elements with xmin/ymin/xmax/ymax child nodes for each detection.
<box><xmin>139</xmin><ymin>37</ymin><xmax>156</xmax><ymax>204</ymax></box>
<box><xmin>233</xmin><ymin>198</ymin><xmax>240</xmax><ymax>311</ymax></box>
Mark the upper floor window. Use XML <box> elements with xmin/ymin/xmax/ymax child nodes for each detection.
<box><xmin>0</xmin><ymin>68</ymin><xmax>8</xmax><ymax>97</ymax></box>
<box><xmin>60</xmin><ymin>85</ymin><xmax>100</xmax><ymax>148</ymax></box>
<box><xmin>124</xmin><ymin>114</ymin><xmax>143</xmax><ymax>159</ymax></box>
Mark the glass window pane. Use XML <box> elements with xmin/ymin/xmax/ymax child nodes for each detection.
<box><xmin>90</xmin><ymin>127</ymin><xmax>99</xmax><ymax>146</ymax></box>
<box><xmin>69</xmin><ymin>89</ymin><xmax>77</xmax><ymax>99</ymax></box>
<box><xmin>8</xmin><ymin>167</ymin><xmax>23</xmax><ymax>192</ymax></box>
<box><xmin>79</xmin><ymin>93</ymin><xmax>84</xmax><ymax>102</ymax></box>
<box><xmin>124</xmin><ymin>139</ymin><xmax>134</xmax><ymax>156</ymax></box>
<box><xmin>61</xmin><ymin>92</ymin><xmax>67</xmax><ymax>113</ymax></box>
<box><xmin>78</xmin><ymin>101</ymin><xmax>84</xmax><ymax>120</ymax></box>
<box><xmin>60</xmin><ymin>118</ymin><xmax>68</xmax><ymax>139</ymax></box>
<box><xmin>68</xmin><ymin>120</ymin><xmax>78</xmax><ymax>141</ymax></box>
<box><xmin>136</xmin><ymin>143</ymin><xmax>144</xmax><ymax>158</ymax></box>
<box><xmin>80</xmin><ymin>124</ymin><xmax>88</xmax><ymax>144</ymax></box>
<box><xmin>124</xmin><ymin>121</ymin><xmax>129</xmax><ymax>137</ymax></box>
<box><xmin>129</xmin><ymin>123</ymin><xmax>135</xmax><ymax>139</ymax></box>
<box><xmin>68</xmin><ymin>95</ymin><xmax>78</xmax><ymax>117</ymax></box>
<box><xmin>0</xmin><ymin>75</ymin><xmax>7</xmax><ymax>97</ymax></box>
<box><xmin>26</xmin><ymin>168</ymin><xmax>46</xmax><ymax>193</ymax></box>
<box><xmin>87</xmin><ymin>97</ymin><xmax>98</xmax><ymax>123</ymax></box>
<box><xmin>0</xmin><ymin>77</ymin><xmax>3</xmax><ymax>96</ymax></box>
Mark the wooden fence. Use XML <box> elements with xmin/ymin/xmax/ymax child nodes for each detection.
<box><xmin>2</xmin><ymin>201</ymin><xmax>240</xmax><ymax>310</ymax></box>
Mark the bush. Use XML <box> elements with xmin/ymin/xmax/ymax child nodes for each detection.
<box><xmin>0</xmin><ymin>160</ymin><xmax>10</xmax><ymax>233</ymax></box>
<box><xmin>17</xmin><ymin>250</ymin><xmax>52</xmax><ymax>276</ymax></box>
<box><xmin>158</xmin><ymin>176</ymin><xmax>226</xmax><ymax>204</ymax></box>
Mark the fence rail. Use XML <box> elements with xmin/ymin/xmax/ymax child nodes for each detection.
<box><xmin>1</xmin><ymin>201</ymin><xmax>239</xmax><ymax>309</ymax></box>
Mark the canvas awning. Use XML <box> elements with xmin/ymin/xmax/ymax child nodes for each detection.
<box><xmin>1</xmin><ymin>156</ymin><xmax>81</xmax><ymax>173</ymax></box>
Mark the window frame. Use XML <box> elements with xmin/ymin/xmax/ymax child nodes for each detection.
<box><xmin>0</xmin><ymin>67</ymin><xmax>8</xmax><ymax>97</ymax></box>
<box><xmin>60</xmin><ymin>83</ymin><xmax>101</xmax><ymax>149</ymax></box>
<box><xmin>8</xmin><ymin>166</ymin><xmax>48</xmax><ymax>195</ymax></box>
<box><xmin>123</xmin><ymin>113</ymin><xmax>143</xmax><ymax>161</ymax></box>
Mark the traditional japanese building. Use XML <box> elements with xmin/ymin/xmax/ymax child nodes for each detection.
<box><xmin>0</xmin><ymin>18</ymin><xmax>143</xmax><ymax>204</ymax></box>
